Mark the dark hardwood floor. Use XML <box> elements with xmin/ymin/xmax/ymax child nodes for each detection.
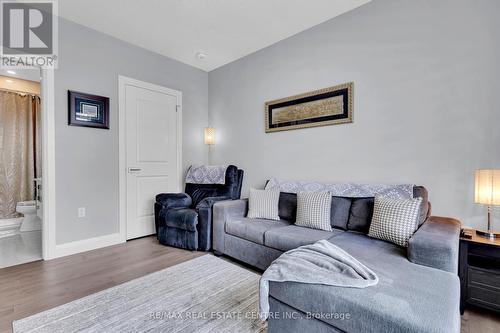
<box><xmin>1</xmin><ymin>236</ymin><xmax>499</xmax><ymax>333</ymax></box>
<box><xmin>0</xmin><ymin>236</ymin><xmax>203</xmax><ymax>333</ymax></box>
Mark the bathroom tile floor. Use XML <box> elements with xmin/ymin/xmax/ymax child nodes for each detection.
<box><xmin>0</xmin><ymin>231</ymin><xmax>42</xmax><ymax>268</ymax></box>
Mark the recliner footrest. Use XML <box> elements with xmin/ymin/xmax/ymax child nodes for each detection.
<box><xmin>158</xmin><ymin>225</ymin><xmax>198</xmax><ymax>251</ymax></box>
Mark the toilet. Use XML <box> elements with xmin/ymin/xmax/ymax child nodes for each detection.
<box><xmin>16</xmin><ymin>201</ymin><xmax>42</xmax><ymax>232</ymax></box>
<box><xmin>0</xmin><ymin>215</ymin><xmax>23</xmax><ymax>237</ymax></box>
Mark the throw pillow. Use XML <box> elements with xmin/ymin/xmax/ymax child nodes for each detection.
<box><xmin>330</xmin><ymin>196</ymin><xmax>352</xmax><ymax>230</ymax></box>
<box><xmin>295</xmin><ymin>192</ymin><xmax>332</xmax><ymax>231</ymax></box>
<box><xmin>278</xmin><ymin>192</ymin><xmax>297</xmax><ymax>221</ymax></box>
<box><xmin>247</xmin><ymin>189</ymin><xmax>280</xmax><ymax>220</ymax></box>
<box><xmin>346</xmin><ymin>197</ymin><xmax>374</xmax><ymax>233</ymax></box>
<box><xmin>368</xmin><ymin>196</ymin><xmax>423</xmax><ymax>247</ymax></box>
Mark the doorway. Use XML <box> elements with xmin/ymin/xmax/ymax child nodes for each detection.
<box><xmin>118</xmin><ymin>76</ymin><xmax>182</xmax><ymax>241</ymax></box>
<box><xmin>0</xmin><ymin>69</ymin><xmax>43</xmax><ymax>268</ymax></box>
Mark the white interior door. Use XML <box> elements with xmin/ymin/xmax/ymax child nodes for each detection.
<box><xmin>124</xmin><ymin>83</ymin><xmax>180</xmax><ymax>240</ymax></box>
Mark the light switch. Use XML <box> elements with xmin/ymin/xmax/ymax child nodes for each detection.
<box><xmin>78</xmin><ymin>207</ymin><xmax>86</xmax><ymax>218</ymax></box>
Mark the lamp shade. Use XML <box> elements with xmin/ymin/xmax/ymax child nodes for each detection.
<box><xmin>475</xmin><ymin>169</ymin><xmax>500</xmax><ymax>205</ymax></box>
<box><xmin>204</xmin><ymin>127</ymin><xmax>215</xmax><ymax>145</ymax></box>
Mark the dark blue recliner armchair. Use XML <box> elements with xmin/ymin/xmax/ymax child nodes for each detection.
<box><xmin>154</xmin><ymin>165</ymin><xmax>243</xmax><ymax>251</ymax></box>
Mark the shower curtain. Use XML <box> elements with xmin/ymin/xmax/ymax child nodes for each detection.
<box><xmin>0</xmin><ymin>91</ymin><xmax>41</xmax><ymax>218</ymax></box>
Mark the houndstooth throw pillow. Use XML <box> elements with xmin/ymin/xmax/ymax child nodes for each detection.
<box><xmin>247</xmin><ymin>189</ymin><xmax>280</xmax><ymax>221</ymax></box>
<box><xmin>368</xmin><ymin>196</ymin><xmax>423</xmax><ymax>247</ymax></box>
<box><xmin>295</xmin><ymin>192</ymin><xmax>332</xmax><ymax>231</ymax></box>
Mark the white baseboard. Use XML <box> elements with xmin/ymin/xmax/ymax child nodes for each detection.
<box><xmin>52</xmin><ymin>232</ymin><xmax>124</xmax><ymax>259</ymax></box>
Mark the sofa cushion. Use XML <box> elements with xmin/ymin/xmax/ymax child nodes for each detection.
<box><xmin>264</xmin><ymin>225</ymin><xmax>343</xmax><ymax>252</ymax></box>
<box><xmin>269</xmin><ymin>232</ymin><xmax>460</xmax><ymax>333</ymax></box>
<box><xmin>330</xmin><ymin>197</ymin><xmax>352</xmax><ymax>230</ymax></box>
<box><xmin>225</xmin><ymin>218</ymin><xmax>289</xmax><ymax>245</ymax></box>
<box><xmin>346</xmin><ymin>197</ymin><xmax>374</xmax><ymax>233</ymax></box>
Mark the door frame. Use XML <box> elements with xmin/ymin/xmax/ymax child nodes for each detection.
<box><xmin>0</xmin><ymin>65</ymin><xmax>56</xmax><ymax>259</ymax></box>
<box><xmin>41</xmin><ymin>68</ymin><xmax>57</xmax><ymax>259</ymax></box>
<box><xmin>118</xmin><ymin>76</ymin><xmax>182</xmax><ymax>242</ymax></box>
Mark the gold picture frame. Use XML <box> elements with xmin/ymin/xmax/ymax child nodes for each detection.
<box><xmin>265</xmin><ymin>82</ymin><xmax>353</xmax><ymax>133</ymax></box>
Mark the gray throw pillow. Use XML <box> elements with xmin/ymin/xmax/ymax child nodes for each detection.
<box><xmin>295</xmin><ymin>192</ymin><xmax>332</xmax><ymax>231</ymax></box>
<box><xmin>346</xmin><ymin>197</ymin><xmax>374</xmax><ymax>233</ymax></box>
<box><xmin>330</xmin><ymin>196</ymin><xmax>352</xmax><ymax>230</ymax></box>
<box><xmin>247</xmin><ymin>189</ymin><xmax>280</xmax><ymax>220</ymax></box>
<box><xmin>368</xmin><ymin>196</ymin><xmax>422</xmax><ymax>247</ymax></box>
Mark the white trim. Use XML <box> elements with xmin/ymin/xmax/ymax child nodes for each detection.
<box><xmin>52</xmin><ymin>233</ymin><xmax>123</xmax><ymax>258</ymax></box>
<box><xmin>118</xmin><ymin>76</ymin><xmax>182</xmax><ymax>242</ymax></box>
<box><xmin>40</xmin><ymin>68</ymin><xmax>57</xmax><ymax>260</ymax></box>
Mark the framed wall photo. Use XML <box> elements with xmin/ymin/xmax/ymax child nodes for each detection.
<box><xmin>265</xmin><ymin>82</ymin><xmax>353</xmax><ymax>133</ymax></box>
<box><xmin>68</xmin><ymin>90</ymin><xmax>110</xmax><ymax>129</ymax></box>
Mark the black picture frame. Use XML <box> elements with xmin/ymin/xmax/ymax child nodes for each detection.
<box><xmin>68</xmin><ymin>90</ymin><xmax>109</xmax><ymax>129</ymax></box>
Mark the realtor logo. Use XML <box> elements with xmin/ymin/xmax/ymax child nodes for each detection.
<box><xmin>0</xmin><ymin>0</ymin><xmax>58</xmax><ymax>68</ymax></box>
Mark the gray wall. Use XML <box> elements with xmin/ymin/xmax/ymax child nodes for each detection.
<box><xmin>208</xmin><ymin>0</ymin><xmax>500</xmax><ymax>228</ymax></box>
<box><xmin>55</xmin><ymin>19</ymin><xmax>208</xmax><ymax>244</ymax></box>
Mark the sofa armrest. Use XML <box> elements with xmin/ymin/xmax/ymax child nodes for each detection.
<box><xmin>194</xmin><ymin>196</ymin><xmax>231</xmax><ymax>251</ymax></box>
<box><xmin>212</xmin><ymin>199</ymin><xmax>248</xmax><ymax>253</ymax></box>
<box><xmin>408</xmin><ymin>216</ymin><xmax>461</xmax><ymax>274</ymax></box>
<box><xmin>156</xmin><ymin>193</ymin><xmax>192</xmax><ymax>210</ymax></box>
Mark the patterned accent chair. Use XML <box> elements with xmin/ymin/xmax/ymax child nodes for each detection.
<box><xmin>154</xmin><ymin>165</ymin><xmax>244</xmax><ymax>251</ymax></box>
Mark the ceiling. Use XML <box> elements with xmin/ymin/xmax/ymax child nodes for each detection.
<box><xmin>0</xmin><ymin>69</ymin><xmax>40</xmax><ymax>82</ymax></box>
<box><xmin>59</xmin><ymin>0</ymin><xmax>371</xmax><ymax>72</ymax></box>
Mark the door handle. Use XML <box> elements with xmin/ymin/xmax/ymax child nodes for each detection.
<box><xmin>128</xmin><ymin>167</ymin><xmax>142</xmax><ymax>173</ymax></box>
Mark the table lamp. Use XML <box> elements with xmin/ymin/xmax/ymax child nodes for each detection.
<box><xmin>475</xmin><ymin>169</ymin><xmax>500</xmax><ymax>238</ymax></box>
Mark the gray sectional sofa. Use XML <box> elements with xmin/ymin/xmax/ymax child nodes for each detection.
<box><xmin>213</xmin><ymin>186</ymin><xmax>461</xmax><ymax>333</ymax></box>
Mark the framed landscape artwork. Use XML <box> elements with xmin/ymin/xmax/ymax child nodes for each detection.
<box><xmin>265</xmin><ymin>82</ymin><xmax>353</xmax><ymax>133</ymax></box>
<box><xmin>68</xmin><ymin>90</ymin><xmax>110</xmax><ymax>129</ymax></box>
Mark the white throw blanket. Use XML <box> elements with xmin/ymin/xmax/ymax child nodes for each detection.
<box><xmin>265</xmin><ymin>178</ymin><xmax>414</xmax><ymax>199</ymax></box>
<box><xmin>259</xmin><ymin>240</ymin><xmax>379</xmax><ymax>320</ymax></box>
<box><xmin>185</xmin><ymin>165</ymin><xmax>228</xmax><ymax>184</ymax></box>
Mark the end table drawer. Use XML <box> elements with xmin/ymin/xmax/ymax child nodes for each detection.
<box><xmin>469</xmin><ymin>246</ymin><xmax>498</xmax><ymax>257</ymax></box>
<box><xmin>469</xmin><ymin>267</ymin><xmax>500</xmax><ymax>291</ymax></box>
<box><xmin>468</xmin><ymin>285</ymin><xmax>500</xmax><ymax>311</ymax></box>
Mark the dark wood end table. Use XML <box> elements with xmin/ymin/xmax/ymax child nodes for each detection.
<box><xmin>459</xmin><ymin>229</ymin><xmax>500</xmax><ymax>314</ymax></box>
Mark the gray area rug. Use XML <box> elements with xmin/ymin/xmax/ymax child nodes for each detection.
<box><xmin>13</xmin><ymin>255</ymin><xmax>266</xmax><ymax>333</ymax></box>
